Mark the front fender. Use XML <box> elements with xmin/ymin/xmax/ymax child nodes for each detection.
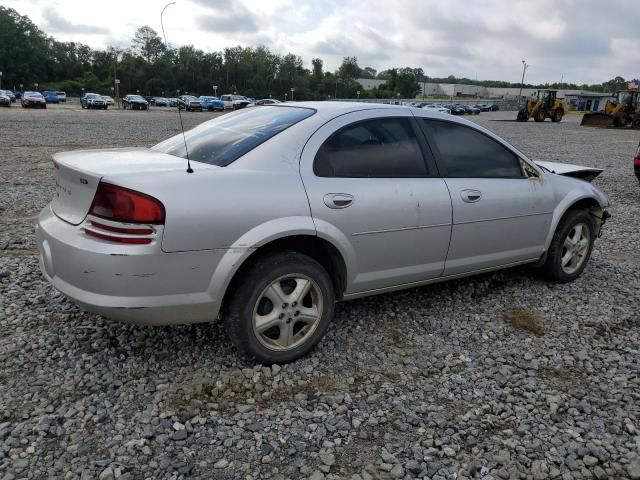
<box><xmin>544</xmin><ymin>180</ymin><xmax>609</xmax><ymax>249</ymax></box>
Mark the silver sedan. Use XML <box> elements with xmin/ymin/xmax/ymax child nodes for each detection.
<box><xmin>37</xmin><ymin>102</ymin><xmax>610</xmax><ymax>363</ymax></box>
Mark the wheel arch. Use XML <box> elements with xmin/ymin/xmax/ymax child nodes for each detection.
<box><xmin>544</xmin><ymin>194</ymin><xmax>605</xmax><ymax>250</ymax></box>
<box><xmin>215</xmin><ymin>234</ymin><xmax>348</xmax><ymax>319</ymax></box>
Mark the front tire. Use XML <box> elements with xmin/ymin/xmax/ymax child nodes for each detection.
<box><xmin>541</xmin><ymin>209</ymin><xmax>595</xmax><ymax>283</ymax></box>
<box><xmin>224</xmin><ymin>251</ymin><xmax>335</xmax><ymax>364</ymax></box>
<box><xmin>552</xmin><ymin>109</ymin><xmax>563</xmax><ymax>122</ymax></box>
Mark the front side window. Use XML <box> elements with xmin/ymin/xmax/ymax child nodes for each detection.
<box><xmin>314</xmin><ymin>118</ymin><xmax>428</xmax><ymax>178</ymax></box>
<box><xmin>421</xmin><ymin>119</ymin><xmax>522</xmax><ymax>178</ymax></box>
<box><xmin>153</xmin><ymin>106</ymin><xmax>315</xmax><ymax>166</ymax></box>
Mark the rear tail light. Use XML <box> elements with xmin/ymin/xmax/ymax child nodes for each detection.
<box><xmin>89</xmin><ymin>182</ymin><xmax>165</xmax><ymax>224</ymax></box>
<box><xmin>634</xmin><ymin>151</ymin><xmax>640</xmax><ymax>168</ymax></box>
<box><xmin>85</xmin><ymin>183</ymin><xmax>164</xmax><ymax>244</ymax></box>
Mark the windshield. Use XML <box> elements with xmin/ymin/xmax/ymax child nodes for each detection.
<box><xmin>130</xmin><ymin>95</ymin><xmax>144</xmax><ymax>100</ymax></box>
<box><xmin>152</xmin><ymin>106</ymin><xmax>315</xmax><ymax>166</ymax></box>
<box><xmin>25</xmin><ymin>92</ymin><xmax>42</xmax><ymax>97</ymax></box>
<box><xmin>618</xmin><ymin>92</ymin><xmax>632</xmax><ymax>104</ymax></box>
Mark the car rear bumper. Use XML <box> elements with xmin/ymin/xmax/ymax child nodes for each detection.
<box><xmin>36</xmin><ymin>205</ymin><xmax>225</xmax><ymax>326</ymax></box>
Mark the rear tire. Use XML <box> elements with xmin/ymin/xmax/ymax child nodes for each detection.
<box><xmin>540</xmin><ymin>209</ymin><xmax>595</xmax><ymax>283</ymax></box>
<box><xmin>224</xmin><ymin>251</ymin><xmax>335</xmax><ymax>364</ymax></box>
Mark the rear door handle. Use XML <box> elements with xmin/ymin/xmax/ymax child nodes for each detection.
<box><xmin>323</xmin><ymin>193</ymin><xmax>354</xmax><ymax>209</ymax></box>
<box><xmin>461</xmin><ymin>189</ymin><xmax>482</xmax><ymax>203</ymax></box>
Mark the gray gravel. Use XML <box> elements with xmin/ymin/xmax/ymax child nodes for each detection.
<box><xmin>0</xmin><ymin>105</ymin><xmax>639</xmax><ymax>479</ymax></box>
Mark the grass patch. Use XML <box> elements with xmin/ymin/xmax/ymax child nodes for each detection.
<box><xmin>503</xmin><ymin>308</ymin><xmax>543</xmax><ymax>335</ymax></box>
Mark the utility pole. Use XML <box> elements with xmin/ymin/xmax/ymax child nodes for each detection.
<box><xmin>518</xmin><ymin>60</ymin><xmax>528</xmax><ymax>108</ymax></box>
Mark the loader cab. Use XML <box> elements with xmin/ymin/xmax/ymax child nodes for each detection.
<box><xmin>538</xmin><ymin>90</ymin><xmax>557</xmax><ymax>108</ymax></box>
<box><xmin>617</xmin><ymin>91</ymin><xmax>638</xmax><ymax>108</ymax></box>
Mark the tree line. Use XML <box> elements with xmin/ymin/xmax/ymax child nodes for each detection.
<box><xmin>0</xmin><ymin>6</ymin><xmax>632</xmax><ymax>100</ymax></box>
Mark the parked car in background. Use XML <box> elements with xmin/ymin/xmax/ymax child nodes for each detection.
<box><xmin>101</xmin><ymin>95</ymin><xmax>115</xmax><ymax>106</ymax></box>
<box><xmin>455</xmin><ymin>104</ymin><xmax>479</xmax><ymax>115</ymax></box>
<box><xmin>36</xmin><ymin>102</ymin><xmax>609</xmax><ymax>363</ymax></box>
<box><xmin>423</xmin><ymin>104</ymin><xmax>451</xmax><ymax>114</ymax></box>
<box><xmin>0</xmin><ymin>90</ymin><xmax>11</xmax><ymax>107</ymax></box>
<box><xmin>220</xmin><ymin>94</ymin><xmax>250</xmax><ymax>110</ymax></box>
<box><xmin>177</xmin><ymin>95</ymin><xmax>202</xmax><ymax>112</ymax></box>
<box><xmin>168</xmin><ymin>98</ymin><xmax>178</xmax><ymax>107</ymax></box>
<box><xmin>154</xmin><ymin>97</ymin><xmax>170</xmax><ymax>107</ymax></box>
<box><xmin>122</xmin><ymin>95</ymin><xmax>149</xmax><ymax>110</ymax></box>
<box><xmin>443</xmin><ymin>104</ymin><xmax>465</xmax><ymax>115</ymax></box>
<box><xmin>634</xmin><ymin>140</ymin><xmax>640</xmax><ymax>185</ymax></box>
<box><xmin>56</xmin><ymin>91</ymin><xmax>67</xmax><ymax>103</ymax></box>
<box><xmin>476</xmin><ymin>104</ymin><xmax>492</xmax><ymax>112</ymax></box>
<box><xmin>81</xmin><ymin>93</ymin><xmax>108</xmax><ymax>110</ymax></box>
<box><xmin>21</xmin><ymin>91</ymin><xmax>46</xmax><ymax>109</ymax></box>
<box><xmin>240</xmin><ymin>96</ymin><xmax>254</xmax><ymax>107</ymax></box>
<box><xmin>491</xmin><ymin>104</ymin><xmax>500</xmax><ymax>111</ymax></box>
<box><xmin>199</xmin><ymin>96</ymin><xmax>225</xmax><ymax>111</ymax></box>
<box><xmin>255</xmin><ymin>99</ymin><xmax>282</xmax><ymax>105</ymax></box>
<box><xmin>43</xmin><ymin>91</ymin><xmax>60</xmax><ymax>104</ymax></box>
<box><xmin>5</xmin><ymin>91</ymin><xmax>16</xmax><ymax>102</ymax></box>
<box><xmin>12</xmin><ymin>91</ymin><xmax>21</xmax><ymax>100</ymax></box>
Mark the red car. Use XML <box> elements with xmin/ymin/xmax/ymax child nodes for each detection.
<box><xmin>634</xmin><ymin>140</ymin><xmax>640</xmax><ymax>184</ymax></box>
<box><xmin>21</xmin><ymin>91</ymin><xmax>47</xmax><ymax>109</ymax></box>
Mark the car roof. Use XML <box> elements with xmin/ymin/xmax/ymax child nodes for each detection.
<box><xmin>285</xmin><ymin>101</ymin><xmax>404</xmax><ymax>115</ymax></box>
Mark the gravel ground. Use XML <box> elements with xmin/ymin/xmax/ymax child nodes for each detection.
<box><xmin>0</xmin><ymin>105</ymin><xmax>639</xmax><ymax>480</ymax></box>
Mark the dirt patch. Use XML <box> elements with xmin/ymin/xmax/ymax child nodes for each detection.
<box><xmin>503</xmin><ymin>308</ymin><xmax>543</xmax><ymax>335</ymax></box>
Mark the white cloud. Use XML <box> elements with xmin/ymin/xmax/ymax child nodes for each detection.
<box><xmin>1</xmin><ymin>0</ymin><xmax>639</xmax><ymax>83</ymax></box>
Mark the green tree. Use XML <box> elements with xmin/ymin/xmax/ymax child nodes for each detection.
<box><xmin>131</xmin><ymin>26</ymin><xmax>166</xmax><ymax>63</ymax></box>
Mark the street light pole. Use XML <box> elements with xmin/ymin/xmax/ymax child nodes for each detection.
<box><xmin>213</xmin><ymin>85</ymin><xmax>218</xmax><ymax>97</ymax></box>
<box><xmin>291</xmin><ymin>87</ymin><xmax>294</xmax><ymax>101</ymax></box>
<box><xmin>518</xmin><ymin>60</ymin><xmax>528</xmax><ymax>108</ymax></box>
<box><xmin>160</xmin><ymin>2</ymin><xmax>176</xmax><ymax>47</ymax></box>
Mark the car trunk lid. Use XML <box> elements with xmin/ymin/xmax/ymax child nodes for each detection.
<box><xmin>51</xmin><ymin>147</ymin><xmax>205</xmax><ymax>225</ymax></box>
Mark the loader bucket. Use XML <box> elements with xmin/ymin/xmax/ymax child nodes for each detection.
<box><xmin>580</xmin><ymin>112</ymin><xmax>613</xmax><ymax>128</ymax></box>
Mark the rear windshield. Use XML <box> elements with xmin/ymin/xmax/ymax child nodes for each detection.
<box><xmin>152</xmin><ymin>106</ymin><xmax>315</xmax><ymax>166</ymax></box>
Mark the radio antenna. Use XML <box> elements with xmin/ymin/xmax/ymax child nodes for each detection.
<box><xmin>176</xmin><ymin>89</ymin><xmax>193</xmax><ymax>173</ymax></box>
<box><xmin>161</xmin><ymin>2</ymin><xmax>193</xmax><ymax>173</ymax></box>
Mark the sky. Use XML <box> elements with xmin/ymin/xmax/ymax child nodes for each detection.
<box><xmin>2</xmin><ymin>0</ymin><xmax>639</xmax><ymax>85</ymax></box>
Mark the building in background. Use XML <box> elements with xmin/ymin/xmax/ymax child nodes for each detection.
<box><xmin>355</xmin><ymin>78</ymin><xmax>616</xmax><ymax>110</ymax></box>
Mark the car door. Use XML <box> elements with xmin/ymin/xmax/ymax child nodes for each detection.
<box><xmin>419</xmin><ymin>118</ymin><xmax>555</xmax><ymax>276</ymax></box>
<box><xmin>300</xmin><ymin>109</ymin><xmax>453</xmax><ymax>294</ymax></box>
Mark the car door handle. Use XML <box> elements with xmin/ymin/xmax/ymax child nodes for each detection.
<box><xmin>323</xmin><ymin>193</ymin><xmax>354</xmax><ymax>209</ymax></box>
<box><xmin>461</xmin><ymin>189</ymin><xmax>482</xmax><ymax>203</ymax></box>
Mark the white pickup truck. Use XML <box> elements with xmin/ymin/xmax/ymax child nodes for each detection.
<box><xmin>220</xmin><ymin>94</ymin><xmax>251</xmax><ymax>110</ymax></box>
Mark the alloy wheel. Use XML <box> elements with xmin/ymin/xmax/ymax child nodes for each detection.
<box><xmin>252</xmin><ymin>274</ymin><xmax>323</xmax><ymax>351</ymax></box>
<box><xmin>561</xmin><ymin>222</ymin><xmax>590</xmax><ymax>274</ymax></box>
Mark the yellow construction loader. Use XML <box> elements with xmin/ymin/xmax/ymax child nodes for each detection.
<box><xmin>580</xmin><ymin>90</ymin><xmax>640</xmax><ymax>128</ymax></box>
<box><xmin>516</xmin><ymin>90</ymin><xmax>565</xmax><ymax>122</ymax></box>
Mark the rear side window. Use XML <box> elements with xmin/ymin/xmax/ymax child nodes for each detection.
<box><xmin>314</xmin><ymin>118</ymin><xmax>428</xmax><ymax>178</ymax></box>
<box><xmin>153</xmin><ymin>106</ymin><xmax>315</xmax><ymax>166</ymax></box>
<box><xmin>421</xmin><ymin>119</ymin><xmax>522</xmax><ymax>178</ymax></box>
